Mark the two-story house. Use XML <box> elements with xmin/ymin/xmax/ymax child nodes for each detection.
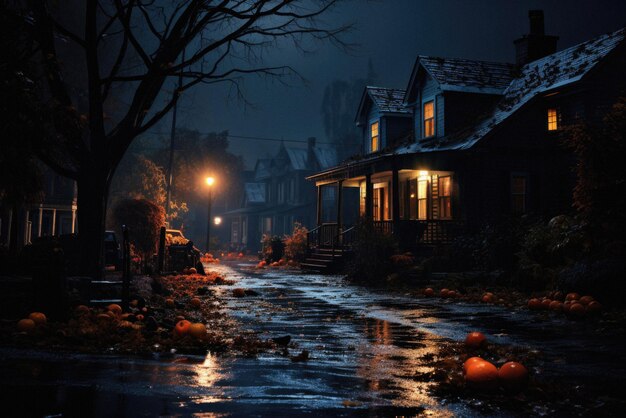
<box><xmin>307</xmin><ymin>11</ymin><xmax>626</xmax><ymax>250</ymax></box>
<box><xmin>220</xmin><ymin>137</ymin><xmax>337</xmax><ymax>252</ymax></box>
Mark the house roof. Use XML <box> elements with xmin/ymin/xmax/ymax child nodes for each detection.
<box><xmin>397</xmin><ymin>27</ymin><xmax>625</xmax><ymax>154</ymax></box>
<box><xmin>313</xmin><ymin>147</ymin><xmax>338</xmax><ymax>170</ymax></box>
<box><xmin>244</xmin><ymin>182</ymin><xmax>265</xmax><ymax>203</ymax></box>
<box><xmin>253</xmin><ymin>159</ymin><xmax>272</xmax><ymax>180</ymax></box>
<box><xmin>367</xmin><ymin>86</ymin><xmax>411</xmax><ymax>114</ymax></box>
<box><xmin>414</xmin><ymin>56</ymin><xmax>515</xmax><ymax>95</ymax></box>
<box><xmin>355</xmin><ymin>86</ymin><xmax>411</xmax><ymax>125</ymax></box>
<box><xmin>285</xmin><ymin>147</ymin><xmax>308</xmax><ymax>170</ymax></box>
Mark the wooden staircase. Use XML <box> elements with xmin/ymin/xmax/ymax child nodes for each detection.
<box><xmin>301</xmin><ymin>248</ymin><xmax>349</xmax><ymax>274</ymax></box>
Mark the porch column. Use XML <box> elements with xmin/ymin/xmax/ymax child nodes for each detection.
<box><xmin>365</xmin><ymin>174</ymin><xmax>373</xmax><ymax>220</ymax></box>
<box><xmin>37</xmin><ymin>206</ymin><xmax>43</xmax><ymax>237</ymax></box>
<box><xmin>51</xmin><ymin>208</ymin><xmax>57</xmax><ymax>236</ymax></box>
<box><xmin>71</xmin><ymin>206</ymin><xmax>77</xmax><ymax>234</ymax></box>
<box><xmin>392</xmin><ymin>167</ymin><xmax>400</xmax><ymax>231</ymax></box>
<box><xmin>316</xmin><ymin>184</ymin><xmax>322</xmax><ymax>226</ymax></box>
<box><xmin>336</xmin><ymin>180</ymin><xmax>344</xmax><ymax>233</ymax></box>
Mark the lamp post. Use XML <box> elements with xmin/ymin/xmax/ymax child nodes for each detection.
<box><xmin>205</xmin><ymin>177</ymin><xmax>215</xmax><ymax>254</ymax></box>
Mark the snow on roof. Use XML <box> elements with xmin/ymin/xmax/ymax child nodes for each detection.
<box><xmin>245</xmin><ymin>182</ymin><xmax>265</xmax><ymax>203</ymax></box>
<box><xmin>285</xmin><ymin>147</ymin><xmax>309</xmax><ymax>170</ymax></box>
<box><xmin>397</xmin><ymin>27</ymin><xmax>625</xmax><ymax>154</ymax></box>
<box><xmin>419</xmin><ymin>56</ymin><xmax>515</xmax><ymax>95</ymax></box>
<box><xmin>367</xmin><ymin>86</ymin><xmax>411</xmax><ymax>114</ymax></box>
<box><xmin>313</xmin><ymin>147</ymin><xmax>338</xmax><ymax>170</ymax></box>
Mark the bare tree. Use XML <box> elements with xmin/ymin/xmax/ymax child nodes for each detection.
<box><xmin>10</xmin><ymin>0</ymin><xmax>349</xmax><ymax>277</ymax></box>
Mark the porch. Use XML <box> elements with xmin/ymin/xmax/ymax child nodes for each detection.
<box><xmin>307</xmin><ymin>160</ymin><xmax>465</xmax><ymax>252</ymax></box>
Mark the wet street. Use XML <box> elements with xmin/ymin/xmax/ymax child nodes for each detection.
<box><xmin>1</xmin><ymin>261</ymin><xmax>625</xmax><ymax>417</ymax></box>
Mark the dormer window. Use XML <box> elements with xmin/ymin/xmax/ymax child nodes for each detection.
<box><xmin>423</xmin><ymin>101</ymin><xmax>435</xmax><ymax>137</ymax></box>
<box><xmin>547</xmin><ymin>108</ymin><xmax>559</xmax><ymax>131</ymax></box>
<box><xmin>370</xmin><ymin>121</ymin><xmax>380</xmax><ymax>152</ymax></box>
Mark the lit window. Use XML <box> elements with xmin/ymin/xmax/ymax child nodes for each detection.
<box><xmin>370</xmin><ymin>121</ymin><xmax>379</xmax><ymax>152</ymax></box>
<box><xmin>547</xmin><ymin>108</ymin><xmax>558</xmax><ymax>131</ymax></box>
<box><xmin>423</xmin><ymin>101</ymin><xmax>435</xmax><ymax>137</ymax></box>
<box><xmin>511</xmin><ymin>175</ymin><xmax>527</xmax><ymax>214</ymax></box>
<box><xmin>438</xmin><ymin>176</ymin><xmax>452</xmax><ymax>219</ymax></box>
<box><xmin>418</xmin><ymin>179</ymin><xmax>428</xmax><ymax>220</ymax></box>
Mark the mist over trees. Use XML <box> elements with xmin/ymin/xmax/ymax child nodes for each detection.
<box><xmin>321</xmin><ymin>60</ymin><xmax>377</xmax><ymax>160</ymax></box>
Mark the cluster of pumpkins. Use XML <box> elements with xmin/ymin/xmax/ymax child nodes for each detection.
<box><xmin>16</xmin><ymin>312</ymin><xmax>47</xmax><ymax>333</ymax></box>
<box><xmin>172</xmin><ymin>319</ymin><xmax>207</xmax><ymax>340</ymax></box>
<box><xmin>423</xmin><ymin>287</ymin><xmax>460</xmax><ymax>298</ymax></box>
<box><xmin>463</xmin><ymin>332</ymin><xmax>529</xmax><ymax>392</ymax></box>
<box><xmin>200</xmin><ymin>253</ymin><xmax>220</xmax><ymax>264</ymax></box>
<box><xmin>256</xmin><ymin>259</ymin><xmax>290</xmax><ymax>269</ymax></box>
<box><xmin>527</xmin><ymin>292</ymin><xmax>602</xmax><ymax>317</ymax></box>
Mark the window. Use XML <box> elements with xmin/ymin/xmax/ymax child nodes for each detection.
<box><xmin>423</xmin><ymin>101</ymin><xmax>435</xmax><ymax>137</ymax></box>
<box><xmin>511</xmin><ymin>175</ymin><xmax>527</xmax><ymax>214</ymax></box>
<box><xmin>370</xmin><ymin>121</ymin><xmax>379</xmax><ymax>152</ymax></box>
<box><xmin>277</xmin><ymin>182</ymin><xmax>285</xmax><ymax>203</ymax></box>
<box><xmin>418</xmin><ymin>179</ymin><xmax>428</xmax><ymax>220</ymax></box>
<box><xmin>438</xmin><ymin>176</ymin><xmax>452</xmax><ymax>219</ymax></box>
<box><xmin>547</xmin><ymin>108</ymin><xmax>559</xmax><ymax>131</ymax></box>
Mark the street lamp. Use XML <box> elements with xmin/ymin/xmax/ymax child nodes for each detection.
<box><xmin>214</xmin><ymin>216</ymin><xmax>222</xmax><ymax>226</ymax></box>
<box><xmin>205</xmin><ymin>176</ymin><xmax>215</xmax><ymax>253</ymax></box>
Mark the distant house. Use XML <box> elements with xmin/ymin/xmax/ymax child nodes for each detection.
<box><xmin>307</xmin><ymin>11</ymin><xmax>626</xmax><ymax>249</ymax></box>
<box><xmin>221</xmin><ymin>137</ymin><xmax>337</xmax><ymax>252</ymax></box>
<box><xmin>0</xmin><ymin>166</ymin><xmax>77</xmax><ymax>250</ymax></box>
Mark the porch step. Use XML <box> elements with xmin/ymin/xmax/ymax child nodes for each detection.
<box><xmin>301</xmin><ymin>249</ymin><xmax>350</xmax><ymax>274</ymax></box>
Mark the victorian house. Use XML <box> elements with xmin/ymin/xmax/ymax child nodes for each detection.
<box><xmin>307</xmin><ymin>11</ymin><xmax>626</xmax><ymax>251</ymax></box>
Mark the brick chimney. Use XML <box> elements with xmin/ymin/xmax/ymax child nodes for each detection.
<box><xmin>514</xmin><ymin>10</ymin><xmax>559</xmax><ymax>66</ymax></box>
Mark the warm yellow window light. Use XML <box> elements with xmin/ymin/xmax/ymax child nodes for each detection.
<box><xmin>206</xmin><ymin>177</ymin><xmax>215</xmax><ymax>186</ymax></box>
<box><xmin>423</xmin><ymin>101</ymin><xmax>435</xmax><ymax>137</ymax></box>
<box><xmin>547</xmin><ymin>108</ymin><xmax>558</xmax><ymax>131</ymax></box>
<box><xmin>370</xmin><ymin>121</ymin><xmax>379</xmax><ymax>152</ymax></box>
<box><xmin>419</xmin><ymin>170</ymin><xmax>429</xmax><ymax>177</ymax></box>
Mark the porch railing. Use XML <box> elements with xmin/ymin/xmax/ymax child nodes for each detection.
<box><xmin>307</xmin><ymin>219</ymin><xmax>465</xmax><ymax>250</ymax></box>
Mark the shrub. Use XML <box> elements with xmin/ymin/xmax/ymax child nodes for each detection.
<box><xmin>261</xmin><ymin>234</ymin><xmax>284</xmax><ymax>263</ymax></box>
<box><xmin>284</xmin><ymin>222</ymin><xmax>308</xmax><ymax>263</ymax></box>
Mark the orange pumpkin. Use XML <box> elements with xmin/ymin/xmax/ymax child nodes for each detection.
<box><xmin>75</xmin><ymin>305</ymin><xmax>90</xmax><ymax>315</ymax></box>
<box><xmin>465</xmin><ymin>331</ymin><xmax>487</xmax><ymax>348</ymax></box>
<box><xmin>463</xmin><ymin>357</ymin><xmax>486</xmax><ymax>372</ymax></box>
<box><xmin>174</xmin><ymin>320</ymin><xmax>192</xmax><ymax>336</ymax></box>
<box><xmin>423</xmin><ymin>288</ymin><xmax>435</xmax><ymax>297</ymax></box>
<box><xmin>233</xmin><ymin>288</ymin><xmax>246</xmax><ymax>298</ymax></box>
<box><xmin>97</xmin><ymin>313</ymin><xmax>113</xmax><ymax>322</ymax></box>
<box><xmin>107</xmin><ymin>304</ymin><xmax>122</xmax><ymax>315</ymax></box>
<box><xmin>465</xmin><ymin>360</ymin><xmax>498</xmax><ymax>387</ymax></box>
<box><xmin>482</xmin><ymin>293</ymin><xmax>495</xmax><ymax>303</ymax></box>
<box><xmin>566</xmin><ymin>292</ymin><xmax>580</xmax><ymax>301</ymax></box>
<box><xmin>28</xmin><ymin>312</ymin><xmax>47</xmax><ymax>326</ymax></box>
<box><xmin>527</xmin><ymin>298</ymin><xmax>541</xmax><ymax>310</ymax></box>
<box><xmin>498</xmin><ymin>361</ymin><xmax>528</xmax><ymax>391</ymax></box>
<box><xmin>165</xmin><ymin>298</ymin><xmax>175</xmax><ymax>308</ymax></box>
<box><xmin>188</xmin><ymin>267</ymin><xmax>197</xmax><ymax>274</ymax></box>
<box><xmin>448</xmin><ymin>290</ymin><xmax>457</xmax><ymax>299</ymax></box>
<box><xmin>549</xmin><ymin>300</ymin><xmax>563</xmax><ymax>312</ymax></box>
<box><xmin>569</xmin><ymin>303</ymin><xmax>586</xmax><ymax>317</ymax></box>
<box><xmin>17</xmin><ymin>318</ymin><xmax>36</xmax><ymax>333</ymax></box>
<box><xmin>586</xmin><ymin>301</ymin><xmax>602</xmax><ymax>313</ymax></box>
<box><xmin>440</xmin><ymin>288</ymin><xmax>450</xmax><ymax>298</ymax></box>
<box><xmin>579</xmin><ymin>295</ymin><xmax>594</xmax><ymax>305</ymax></box>
<box><xmin>188</xmin><ymin>323</ymin><xmax>207</xmax><ymax>339</ymax></box>
<box><xmin>190</xmin><ymin>298</ymin><xmax>201</xmax><ymax>308</ymax></box>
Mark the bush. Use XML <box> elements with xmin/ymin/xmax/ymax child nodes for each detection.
<box><xmin>347</xmin><ymin>221</ymin><xmax>398</xmax><ymax>284</ymax></box>
<box><xmin>284</xmin><ymin>222</ymin><xmax>308</xmax><ymax>263</ymax></box>
<box><xmin>112</xmin><ymin>198</ymin><xmax>165</xmax><ymax>272</ymax></box>
<box><xmin>261</xmin><ymin>234</ymin><xmax>284</xmax><ymax>263</ymax></box>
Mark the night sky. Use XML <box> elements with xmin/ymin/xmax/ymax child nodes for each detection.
<box><xmin>155</xmin><ymin>0</ymin><xmax>626</xmax><ymax>167</ymax></box>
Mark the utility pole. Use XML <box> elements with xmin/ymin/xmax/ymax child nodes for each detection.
<box><xmin>165</xmin><ymin>49</ymin><xmax>185</xmax><ymax>223</ymax></box>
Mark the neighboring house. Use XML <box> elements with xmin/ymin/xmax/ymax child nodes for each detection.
<box><xmin>307</xmin><ymin>11</ymin><xmax>626</xmax><ymax>249</ymax></box>
<box><xmin>221</xmin><ymin>137</ymin><xmax>338</xmax><ymax>252</ymax></box>
<box><xmin>0</xmin><ymin>166</ymin><xmax>77</xmax><ymax>250</ymax></box>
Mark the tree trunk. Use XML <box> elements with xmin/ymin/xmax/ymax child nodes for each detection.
<box><xmin>77</xmin><ymin>169</ymin><xmax>109</xmax><ymax>279</ymax></box>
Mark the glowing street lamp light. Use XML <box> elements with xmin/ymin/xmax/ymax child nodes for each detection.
<box><xmin>214</xmin><ymin>216</ymin><xmax>222</xmax><ymax>226</ymax></box>
<box><xmin>205</xmin><ymin>177</ymin><xmax>215</xmax><ymax>253</ymax></box>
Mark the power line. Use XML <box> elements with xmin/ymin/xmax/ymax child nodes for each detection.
<box><xmin>141</xmin><ymin>130</ymin><xmax>337</xmax><ymax>145</ymax></box>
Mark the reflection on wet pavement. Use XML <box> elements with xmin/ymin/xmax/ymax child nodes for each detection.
<box><xmin>1</xmin><ymin>262</ymin><xmax>625</xmax><ymax>417</ymax></box>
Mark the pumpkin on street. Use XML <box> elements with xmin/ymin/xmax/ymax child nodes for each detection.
<box><xmin>28</xmin><ymin>312</ymin><xmax>47</xmax><ymax>326</ymax></box>
<box><xmin>465</xmin><ymin>331</ymin><xmax>487</xmax><ymax>348</ymax></box>
<box><xmin>17</xmin><ymin>318</ymin><xmax>36</xmax><ymax>333</ymax></box>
